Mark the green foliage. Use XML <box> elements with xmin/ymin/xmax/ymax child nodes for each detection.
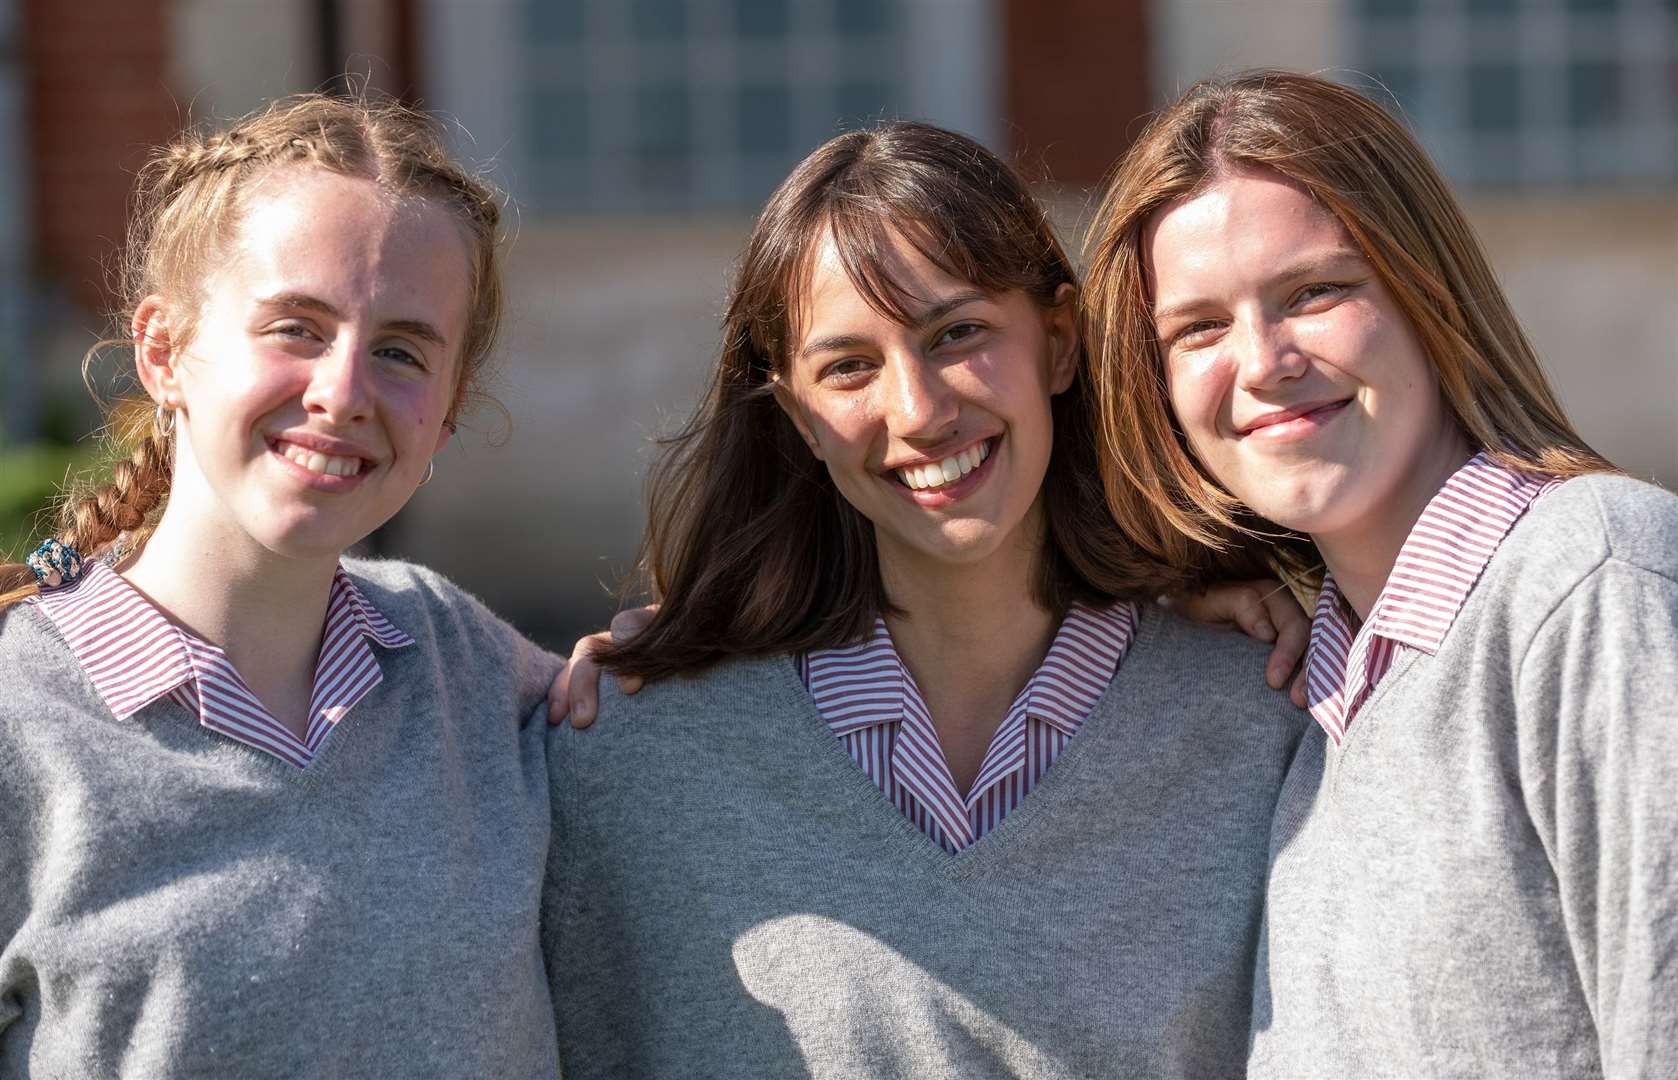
<box><xmin>0</xmin><ymin>443</ymin><xmax>101</xmax><ymax>561</ymax></box>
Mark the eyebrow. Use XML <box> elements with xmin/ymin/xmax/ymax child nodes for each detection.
<box><xmin>1152</xmin><ymin>249</ymin><xmax>1369</xmax><ymax>325</ymax></box>
<box><xmin>798</xmin><ymin>290</ymin><xmax>989</xmax><ymax>361</ymax></box>
<box><xmin>257</xmin><ymin>293</ymin><xmax>448</xmax><ymax>348</ymax></box>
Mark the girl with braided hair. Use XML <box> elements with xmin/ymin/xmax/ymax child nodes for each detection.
<box><xmin>0</xmin><ymin>95</ymin><xmax>562</xmax><ymax>1077</ymax></box>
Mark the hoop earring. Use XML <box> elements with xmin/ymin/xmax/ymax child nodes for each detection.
<box><xmin>418</xmin><ymin>460</ymin><xmax>435</xmax><ymax>487</ymax></box>
<box><xmin>154</xmin><ymin>405</ymin><xmax>176</xmax><ymax>437</ymax></box>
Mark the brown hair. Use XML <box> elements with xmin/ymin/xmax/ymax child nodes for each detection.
<box><xmin>0</xmin><ymin>92</ymin><xmax>504</xmax><ymax>606</ymax></box>
<box><xmin>1082</xmin><ymin>70</ymin><xmax>1614</xmax><ymax>584</ymax></box>
<box><xmin>603</xmin><ymin>121</ymin><xmax>1182</xmax><ymax>680</ymax></box>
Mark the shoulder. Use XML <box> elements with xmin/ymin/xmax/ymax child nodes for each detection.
<box><xmin>1134</xmin><ymin>602</ymin><xmax>1279</xmax><ymax>679</ymax></box>
<box><xmin>0</xmin><ymin>603</ymin><xmax>106</xmax><ymax>781</ymax></box>
<box><xmin>549</xmin><ymin>652</ymin><xmax>806</xmax><ymax>760</ymax></box>
<box><xmin>343</xmin><ymin>556</ymin><xmax>545</xmax><ymax>646</ymax></box>
<box><xmin>341</xmin><ymin>555</ymin><xmax>477</xmax><ymax>617</ymax></box>
<box><xmin>342</xmin><ymin>556</ymin><xmax>562</xmax><ymax>691</ymax></box>
<box><xmin>0</xmin><ymin>601</ymin><xmax>86</xmax><ymax>698</ymax></box>
<box><xmin>1123</xmin><ymin>604</ymin><xmax>1304</xmax><ymax>726</ymax></box>
<box><xmin>1488</xmin><ymin>474</ymin><xmax>1678</xmax><ymax>614</ymax></box>
<box><xmin>1515</xmin><ymin>474</ymin><xmax>1678</xmax><ymax>574</ymax></box>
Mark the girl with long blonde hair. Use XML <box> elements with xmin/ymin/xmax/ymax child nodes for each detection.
<box><xmin>0</xmin><ymin>95</ymin><xmax>562</xmax><ymax>1076</ymax></box>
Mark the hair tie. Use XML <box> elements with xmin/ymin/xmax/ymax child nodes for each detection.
<box><xmin>26</xmin><ymin>539</ymin><xmax>85</xmax><ymax>589</ymax></box>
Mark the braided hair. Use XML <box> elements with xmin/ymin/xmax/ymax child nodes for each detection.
<box><xmin>0</xmin><ymin>94</ymin><xmax>505</xmax><ymax>606</ymax></box>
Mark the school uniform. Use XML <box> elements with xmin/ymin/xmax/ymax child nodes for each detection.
<box><xmin>0</xmin><ymin>559</ymin><xmax>560</xmax><ymax>1079</ymax></box>
<box><xmin>1250</xmin><ymin>458</ymin><xmax>1678</xmax><ymax>1077</ymax></box>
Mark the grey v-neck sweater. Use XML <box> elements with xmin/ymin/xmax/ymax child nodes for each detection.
<box><xmin>1248</xmin><ymin>475</ymin><xmax>1678</xmax><ymax>1078</ymax></box>
<box><xmin>542</xmin><ymin>605</ymin><xmax>1305</xmax><ymax>1079</ymax></box>
<box><xmin>0</xmin><ymin>558</ymin><xmax>562</xmax><ymax>1079</ymax></box>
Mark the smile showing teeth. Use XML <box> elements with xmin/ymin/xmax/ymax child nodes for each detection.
<box><xmin>894</xmin><ymin>439</ymin><xmax>992</xmax><ymax>491</ymax></box>
<box><xmin>279</xmin><ymin>442</ymin><xmax>363</xmax><ymax>478</ymax></box>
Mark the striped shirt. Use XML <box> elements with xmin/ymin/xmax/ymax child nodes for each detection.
<box><xmin>29</xmin><ymin>560</ymin><xmax>412</xmax><ymax>768</ymax></box>
<box><xmin>1306</xmin><ymin>452</ymin><xmax>1561</xmax><ymax>742</ymax></box>
<box><xmin>803</xmin><ymin>601</ymin><xmax>1137</xmax><ymax>853</ymax></box>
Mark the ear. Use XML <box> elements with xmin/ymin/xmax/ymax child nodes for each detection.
<box><xmin>770</xmin><ymin>377</ymin><xmax>824</xmax><ymax>461</ymax></box>
<box><xmin>1044</xmin><ymin>282</ymin><xmax>1080</xmax><ymax>396</ymax></box>
<box><xmin>431</xmin><ymin>421</ymin><xmax>454</xmax><ymax>457</ymax></box>
<box><xmin>132</xmin><ymin>295</ymin><xmax>184</xmax><ymax>410</ymax></box>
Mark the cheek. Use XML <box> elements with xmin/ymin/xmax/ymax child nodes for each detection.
<box><xmin>183</xmin><ymin>353</ymin><xmax>292</xmax><ymax>428</ymax></box>
<box><xmin>1164</xmin><ymin>355</ymin><xmax>1225</xmax><ymax>452</ymax></box>
<box><xmin>394</xmin><ymin>380</ymin><xmax>453</xmax><ymax>437</ymax></box>
<box><xmin>804</xmin><ymin>396</ymin><xmax>875</xmax><ymax>456</ymax></box>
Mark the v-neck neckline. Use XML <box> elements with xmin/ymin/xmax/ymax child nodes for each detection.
<box><xmin>753</xmin><ymin>603</ymin><xmax>1166</xmax><ymax>879</ymax></box>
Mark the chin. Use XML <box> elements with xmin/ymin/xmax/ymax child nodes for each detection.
<box><xmin>1229</xmin><ymin>464</ymin><xmax>1357</xmax><ymax>535</ymax></box>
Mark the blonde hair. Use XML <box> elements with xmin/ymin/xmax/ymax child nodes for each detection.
<box><xmin>1</xmin><ymin>93</ymin><xmax>505</xmax><ymax>606</ymax></box>
<box><xmin>1081</xmin><ymin>70</ymin><xmax>1614</xmax><ymax>584</ymax></box>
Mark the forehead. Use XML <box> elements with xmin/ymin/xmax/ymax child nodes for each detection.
<box><xmin>210</xmin><ymin>168</ymin><xmax>473</xmax><ymax>329</ymax></box>
<box><xmin>795</xmin><ymin>224</ymin><xmax>973</xmax><ymax>338</ymax></box>
<box><xmin>1146</xmin><ymin>170</ymin><xmax>1353</xmax><ymax>295</ymax></box>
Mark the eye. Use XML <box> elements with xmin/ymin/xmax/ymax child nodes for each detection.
<box><xmin>375</xmin><ymin>342</ymin><xmax>428</xmax><ymax>370</ymax></box>
<box><xmin>818</xmin><ymin>356</ymin><xmax>874</xmax><ymax>384</ymax></box>
<box><xmin>933</xmin><ymin>321</ymin><xmax>984</xmax><ymax>348</ymax></box>
<box><xmin>270</xmin><ymin>321</ymin><xmax>321</xmax><ymax>342</ymax></box>
<box><xmin>1292</xmin><ymin>281</ymin><xmax>1354</xmax><ymax>309</ymax></box>
<box><xmin>1167</xmin><ymin>318</ymin><xmax>1227</xmax><ymax>351</ymax></box>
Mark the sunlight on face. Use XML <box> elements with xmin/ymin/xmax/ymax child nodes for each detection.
<box><xmin>162</xmin><ymin>167</ymin><xmax>472</xmax><ymax>564</ymax></box>
<box><xmin>774</xmin><ymin>227</ymin><xmax>1075</xmax><ymax>584</ymax></box>
<box><xmin>1148</xmin><ymin>168</ymin><xmax>1468</xmax><ymax>553</ymax></box>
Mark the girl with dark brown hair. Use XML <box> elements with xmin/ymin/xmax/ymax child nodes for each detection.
<box><xmin>541</xmin><ymin>121</ymin><xmax>1305</xmax><ymax>1078</ymax></box>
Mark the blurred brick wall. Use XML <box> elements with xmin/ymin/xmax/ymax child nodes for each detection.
<box><xmin>1004</xmin><ymin>0</ymin><xmax>1148</xmax><ymax>186</ymax></box>
<box><xmin>25</xmin><ymin>0</ymin><xmax>176</xmax><ymax>314</ymax></box>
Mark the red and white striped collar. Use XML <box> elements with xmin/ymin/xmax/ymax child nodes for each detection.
<box><xmin>1306</xmin><ymin>452</ymin><xmax>1561</xmax><ymax>740</ymax></box>
<box><xmin>30</xmin><ymin>560</ymin><xmax>412</xmax><ymax>767</ymax></box>
<box><xmin>806</xmin><ymin>600</ymin><xmax>1136</xmax><ymax>740</ymax></box>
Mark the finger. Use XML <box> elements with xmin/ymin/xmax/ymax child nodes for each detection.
<box><xmin>609</xmin><ymin>604</ymin><xmax>657</xmax><ymax>642</ymax></box>
<box><xmin>567</xmin><ymin>649</ymin><xmax>605</xmax><ymax>729</ymax></box>
<box><xmin>1262</xmin><ymin>593</ymin><xmax>1311</xmax><ymax>690</ymax></box>
<box><xmin>619</xmin><ymin>673</ymin><xmax>645</xmax><ymax>696</ymax></box>
<box><xmin>1290</xmin><ymin>666</ymin><xmax>1309</xmax><ymax>709</ymax></box>
<box><xmin>1183</xmin><ymin>582</ymin><xmax>1274</xmax><ymax>642</ymax></box>
<box><xmin>547</xmin><ymin>661</ymin><xmax>572</xmax><ymax>726</ymax></box>
<box><xmin>549</xmin><ymin>629</ymin><xmax>614</xmax><ymax>728</ymax></box>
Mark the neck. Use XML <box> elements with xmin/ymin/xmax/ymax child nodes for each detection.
<box><xmin>122</xmin><ymin>502</ymin><xmax>340</xmax><ymax>733</ymax></box>
<box><xmin>877</xmin><ymin>513</ymin><xmax>1059</xmax><ymax>793</ymax></box>
<box><xmin>1316</xmin><ymin>431</ymin><xmax>1475</xmax><ymax>620</ymax></box>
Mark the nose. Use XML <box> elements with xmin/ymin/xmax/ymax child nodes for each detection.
<box><xmin>301</xmin><ymin>341</ymin><xmax>374</xmax><ymax>425</ymax></box>
<box><xmin>1231</xmin><ymin>311</ymin><xmax>1308</xmax><ymax>392</ymax></box>
<box><xmin>882</xmin><ymin>352</ymin><xmax>958</xmax><ymax>442</ymax></box>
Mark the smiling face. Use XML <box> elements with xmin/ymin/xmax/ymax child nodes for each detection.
<box><xmin>774</xmin><ymin>227</ymin><xmax>1077</xmax><ymax>583</ymax></box>
<box><xmin>1147</xmin><ymin>168</ymin><xmax>1470</xmax><ymax>555</ymax></box>
<box><xmin>142</xmin><ymin>167</ymin><xmax>471</xmax><ymax>564</ymax></box>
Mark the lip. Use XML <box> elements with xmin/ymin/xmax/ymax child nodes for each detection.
<box><xmin>267</xmin><ymin>435</ymin><xmax>377</xmax><ymax>492</ymax></box>
<box><xmin>885</xmin><ymin>435</ymin><xmax>1000</xmax><ymax>508</ymax></box>
<box><xmin>881</xmin><ymin>434</ymin><xmax>996</xmax><ymax>475</ymax></box>
<box><xmin>1237</xmin><ymin>400</ymin><xmax>1350</xmax><ymax>440</ymax></box>
<box><xmin>270</xmin><ymin>431</ymin><xmax>379</xmax><ymax>460</ymax></box>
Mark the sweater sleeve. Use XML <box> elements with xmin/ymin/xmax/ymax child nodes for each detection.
<box><xmin>1516</xmin><ymin>558</ymin><xmax>1678</xmax><ymax>1078</ymax></box>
